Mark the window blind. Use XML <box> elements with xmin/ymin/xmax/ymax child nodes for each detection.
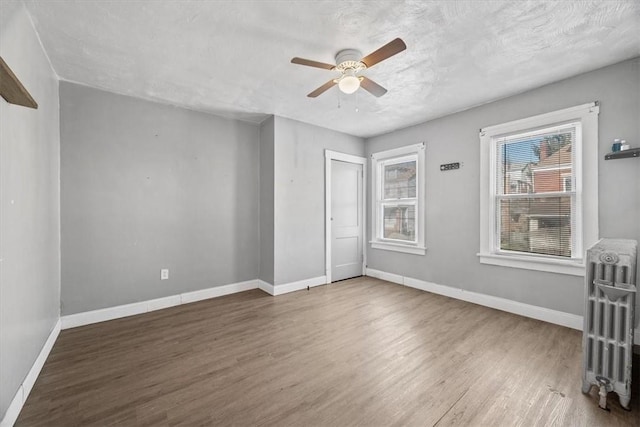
<box><xmin>494</xmin><ymin>124</ymin><xmax>577</xmax><ymax>258</ymax></box>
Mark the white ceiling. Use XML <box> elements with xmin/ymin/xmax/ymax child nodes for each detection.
<box><xmin>23</xmin><ymin>0</ymin><xmax>640</xmax><ymax>138</ymax></box>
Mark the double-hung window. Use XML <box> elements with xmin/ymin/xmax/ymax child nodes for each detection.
<box><xmin>479</xmin><ymin>103</ymin><xmax>599</xmax><ymax>276</ymax></box>
<box><xmin>371</xmin><ymin>143</ymin><xmax>426</xmax><ymax>255</ymax></box>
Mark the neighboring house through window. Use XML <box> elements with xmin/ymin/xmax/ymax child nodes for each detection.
<box><xmin>562</xmin><ymin>173</ymin><xmax>572</xmax><ymax>192</ymax></box>
<box><xmin>479</xmin><ymin>103</ymin><xmax>599</xmax><ymax>276</ymax></box>
<box><xmin>371</xmin><ymin>143</ymin><xmax>426</xmax><ymax>255</ymax></box>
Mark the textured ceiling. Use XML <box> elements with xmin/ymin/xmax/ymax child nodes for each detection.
<box><xmin>22</xmin><ymin>0</ymin><xmax>640</xmax><ymax>138</ymax></box>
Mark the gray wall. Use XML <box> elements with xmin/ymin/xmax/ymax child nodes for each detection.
<box><xmin>0</xmin><ymin>1</ymin><xmax>61</xmax><ymax>419</ymax></box>
<box><xmin>60</xmin><ymin>82</ymin><xmax>260</xmax><ymax>314</ymax></box>
<box><xmin>365</xmin><ymin>58</ymin><xmax>640</xmax><ymax>319</ymax></box>
<box><xmin>259</xmin><ymin>116</ymin><xmax>275</xmax><ymax>284</ymax></box>
<box><xmin>273</xmin><ymin>117</ymin><xmax>364</xmax><ymax>285</ymax></box>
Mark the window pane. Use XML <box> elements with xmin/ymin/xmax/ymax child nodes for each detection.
<box><xmin>497</xmin><ymin>129</ymin><xmax>574</xmax><ymax>195</ymax></box>
<box><xmin>383</xmin><ymin>160</ymin><xmax>416</xmax><ymax>199</ymax></box>
<box><xmin>498</xmin><ymin>196</ymin><xmax>571</xmax><ymax>257</ymax></box>
<box><xmin>383</xmin><ymin>205</ymin><xmax>415</xmax><ymax>241</ymax></box>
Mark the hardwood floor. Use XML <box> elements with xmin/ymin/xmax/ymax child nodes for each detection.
<box><xmin>17</xmin><ymin>277</ymin><xmax>640</xmax><ymax>426</ymax></box>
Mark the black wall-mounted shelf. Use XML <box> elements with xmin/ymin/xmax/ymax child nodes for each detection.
<box><xmin>605</xmin><ymin>148</ymin><xmax>640</xmax><ymax>160</ymax></box>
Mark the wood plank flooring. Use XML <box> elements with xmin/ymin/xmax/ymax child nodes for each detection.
<box><xmin>17</xmin><ymin>277</ymin><xmax>640</xmax><ymax>426</ymax></box>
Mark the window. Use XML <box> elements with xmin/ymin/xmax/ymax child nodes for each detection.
<box><xmin>371</xmin><ymin>143</ymin><xmax>426</xmax><ymax>255</ymax></box>
<box><xmin>479</xmin><ymin>103</ymin><xmax>599</xmax><ymax>276</ymax></box>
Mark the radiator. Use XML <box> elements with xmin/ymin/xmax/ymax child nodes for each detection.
<box><xmin>581</xmin><ymin>238</ymin><xmax>637</xmax><ymax>410</ymax></box>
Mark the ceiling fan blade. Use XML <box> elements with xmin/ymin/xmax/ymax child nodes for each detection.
<box><xmin>307</xmin><ymin>79</ymin><xmax>337</xmax><ymax>97</ymax></box>
<box><xmin>360</xmin><ymin>38</ymin><xmax>407</xmax><ymax>68</ymax></box>
<box><xmin>360</xmin><ymin>77</ymin><xmax>387</xmax><ymax>97</ymax></box>
<box><xmin>291</xmin><ymin>57</ymin><xmax>336</xmax><ymax>70</ymax></box>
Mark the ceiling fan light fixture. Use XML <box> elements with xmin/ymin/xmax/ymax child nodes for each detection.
<box><xmin>292</xmin><ymin>39</ymin><xmax>405</xmax><ymax>98</ymax></box>
<box><xmin>338</xmin><ymin>69</ymin><xmax>360</xmax><ymax>94</ymax></box>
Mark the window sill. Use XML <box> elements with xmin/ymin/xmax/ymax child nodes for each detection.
<box><xmin>371</xmin><ymin>241</ymin><xmax>426</xmax><ymax>255</ymax></box>
<box><xmin>477</xmin><ymin>252</ymin><xmax>585</xmax><ymax>276</ymax></box>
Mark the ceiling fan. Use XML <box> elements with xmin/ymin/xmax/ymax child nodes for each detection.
<box><xmin>291</xmin><ymin>38</ymin><xmax>406</xmax><ymax>98</ymax></box>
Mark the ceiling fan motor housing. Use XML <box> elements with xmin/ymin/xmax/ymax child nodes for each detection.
<box><xmin>335</xmin><ymin>49</ymin><xmax>366</xmax><ymax>72</ymax></box>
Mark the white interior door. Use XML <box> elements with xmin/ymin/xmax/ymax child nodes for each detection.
<box><xmin>331</xmin><ymin>159</ymin><xmax>363</xmax><ymax>282</ymax></box>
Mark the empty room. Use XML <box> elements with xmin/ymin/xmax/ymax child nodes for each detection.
<box><xmin>2</xmin><ymin>0</ymin><xmax>640</xmax><ymax>425</ymax></box>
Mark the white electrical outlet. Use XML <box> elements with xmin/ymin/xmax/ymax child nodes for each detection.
<box><xmin>161</xmin><ymin>269</ymin><xmax>169</xmax><ymax>280</ymax></box>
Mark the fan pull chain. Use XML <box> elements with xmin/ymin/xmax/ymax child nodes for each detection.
<box><xmin>355</xmin><ymin>90</ymin><xmax>359</xmax><ymax>113</ymax></box>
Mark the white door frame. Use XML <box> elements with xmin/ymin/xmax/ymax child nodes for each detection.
<box><xmin>325</xmin><ymin>150</ymin><xmax>367</xmax><ymax>284</ymax></box>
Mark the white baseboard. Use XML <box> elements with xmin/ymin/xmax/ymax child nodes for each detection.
<box><xmin>366</xmin><ymin>268</ymin><xmax>585</xmax><ymax>331</ymax></box>
<box><xmin>180</xmin><ymin>280</ymin><xmax>258</xmax><ymax>304</ymax></box>
<box><xmin>257</xmin><ymin>280</ymin><xmax>275</xmax><ymax>296</ymax></box>
<box><xmin>59</xmin><ymin>274</ymin><xmax>331</xmax><ymax>329</ymax></box>
<box><xmin>1</xmin><ymin>319</ymin><xmax>61</xmax><ymax>427</ymax></box>
<box><xmin>146</xmin><ymin>295</ymin><xmax>182</xmax><ymax>312</ymax></box>
<box><xmin>61</xmin><ymin>279</ymin><xmax>261</xmax><ymax>329</ymax></box>
<box><xmin>365</xmin><ymin>268</ymin><xmax>403</xmax><ymax>285</ymax></box>
<box><xmin>272</xmin><ymin>275</ymin><xmax>327</xmax><ymax>296</ymax></box>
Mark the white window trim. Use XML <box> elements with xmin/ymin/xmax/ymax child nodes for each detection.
<box><xmin>478</xmin><ymin>102</ymin><xmax>599</xmax><ymax>276</ymax></box>
<box><xmin>370</xmin><ymin>143</ymin><xmax>426</xmax><ymax>255</ymax></box>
